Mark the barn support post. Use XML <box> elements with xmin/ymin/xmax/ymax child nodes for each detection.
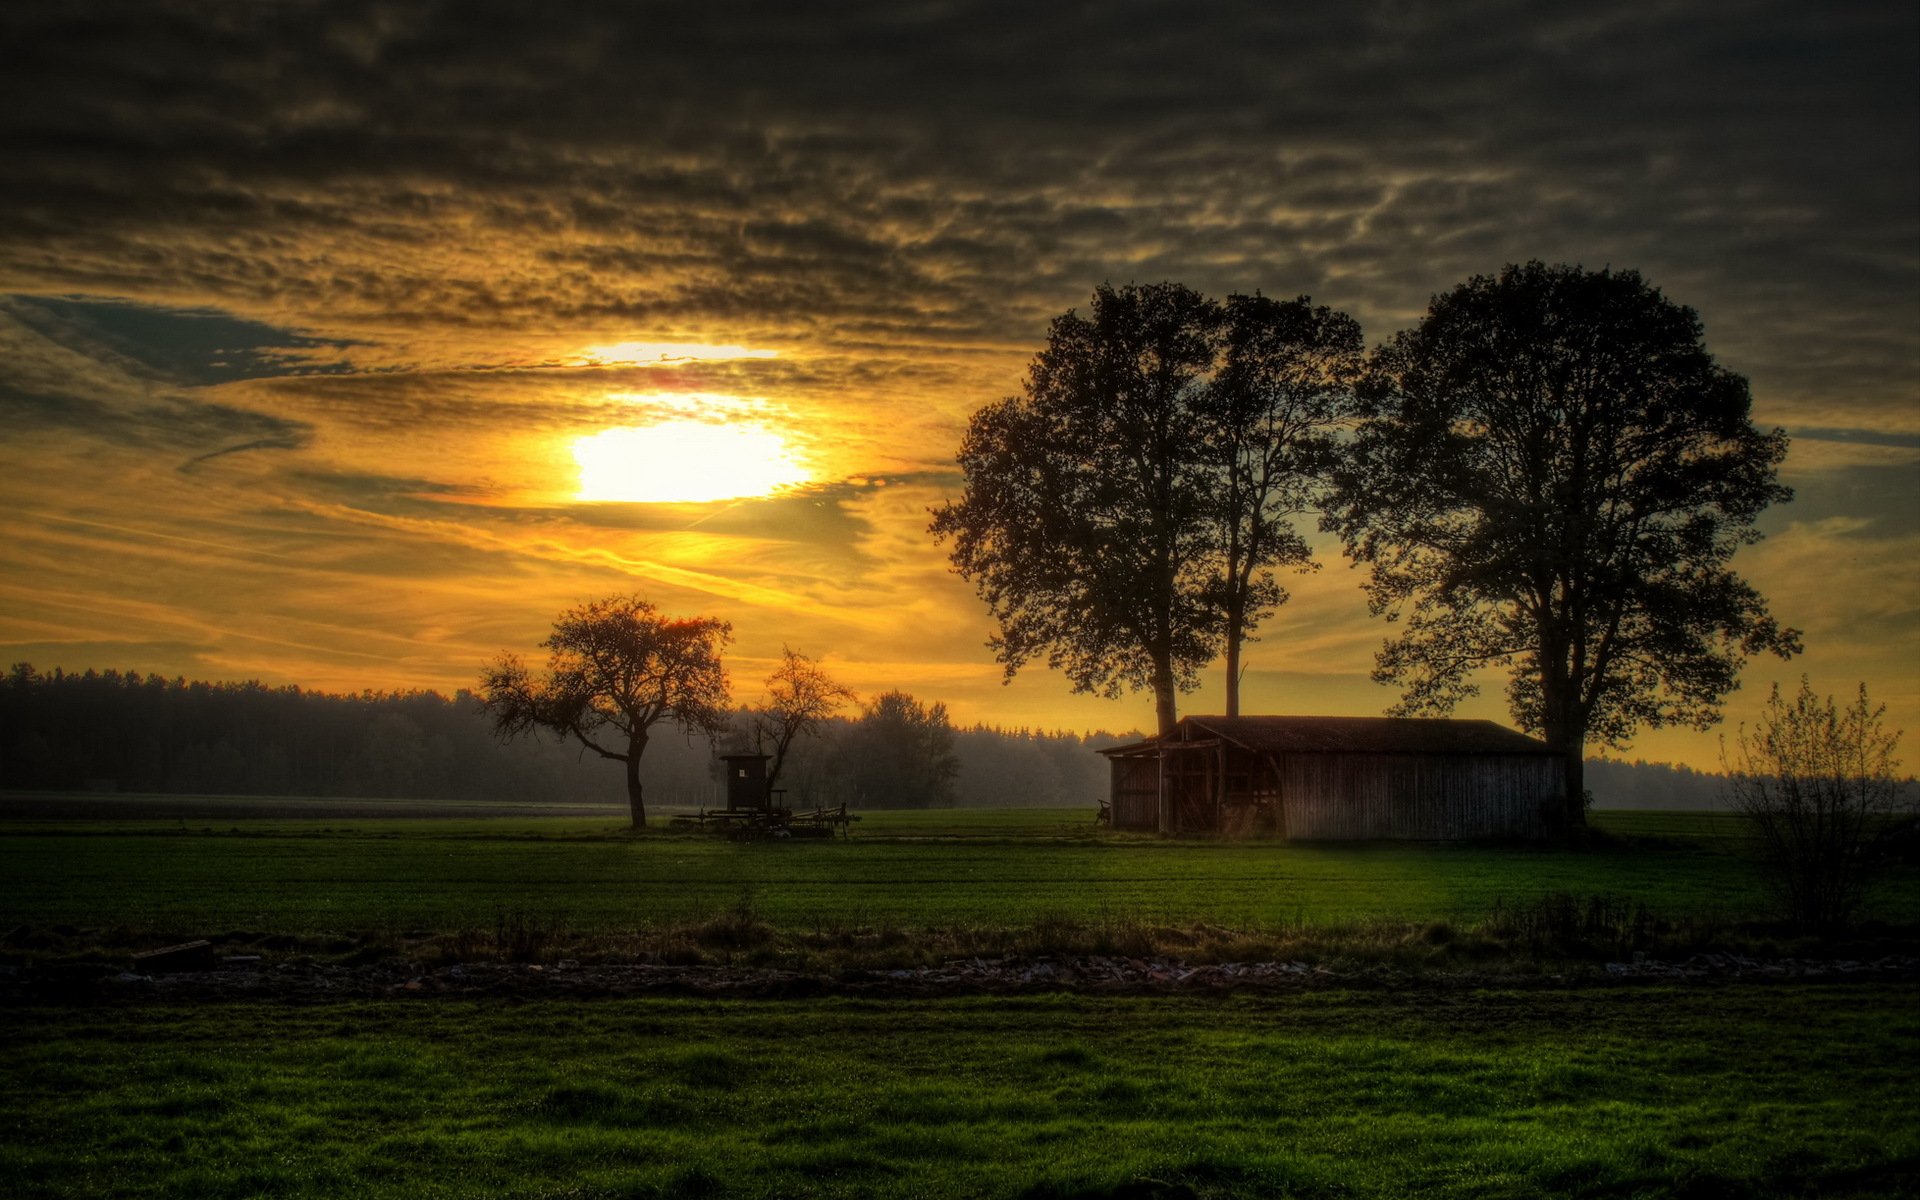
<box><xmin>1265</xmin><ymin>751</ymin><xmax>1287</xmax><ymax>841</ymax></box>
<box><xmin>1157</xmin><ymin>750</ymin><xmax>1173</xmax><ymax>835</ymax></box>
<box><xmin>1216</xmin><ymin>741</ymin><xmax>1227</xmax><ymax>827</ymax></box>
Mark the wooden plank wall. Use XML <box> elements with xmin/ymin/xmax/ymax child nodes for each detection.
<box><xmin>1109</xmin><ymin>757</ymin><xmax>1159</xmax><ymax>829</ymax></box>
<box><xmin>1278</xmin><ymin>753</ymin><xmax>1558</xmax><ymax>840</ymax></box>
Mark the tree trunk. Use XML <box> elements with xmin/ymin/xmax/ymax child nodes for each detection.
<box><xmin>1224</xmin><ymin>602</ymin><xmax>1242</xmax><ymax>719</ymax></box>
<box><xmin>1152</xmin><ymin>655</ymin><xmax>1178</xmax><ymax>738</ymax></box>
<box><xmin>1561</xmin><ymin>748</ymin><xmax>1587</xmax><ymax>830</ymax></box>
<box><xmin>1539</xmin><ymin>667</ymin><xmax>1587</xmax><ymax>835</ymax></box>
<box><xmin>1541</xmin><ymin>719</ymin><xmax>1587</xmax><ymax>834</ymax></box>
<box><xmin>625</xmin><ymin>731</ymin><xmax>648</xmax><ymax>828</ymax></box>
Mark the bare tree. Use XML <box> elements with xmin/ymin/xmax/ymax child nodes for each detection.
<box><xmin>1724</xmin><ymin>678</ymin><xmax>1911</xmax><ymax>930</ymax></box>
<box><xmin>748</xmin><ymin>647</ymin><xmax>856</xmax><ymax>795</ymax></box>
<box><xmin>479</xmin><ymin>595</ymin><xmax>732</xmax><ymax>827</ymax></box>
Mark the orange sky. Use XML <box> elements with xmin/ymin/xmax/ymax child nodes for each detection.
<box><xmin>2</xmin><ymin>4</ymin><xmax>1915</xmax><ymax>770</ymax></box>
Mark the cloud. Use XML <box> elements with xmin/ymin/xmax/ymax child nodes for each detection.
<box><xmin>0</xmin><ymin>1</ymin><xmax>1913</xmax><ymax>764</ymax></box>
<box><xmin>0</xmin><ymin>301</ymin><xmax>317</xmax><ymax>467</ymax></box>
<box><xmin>2</xmin><ymin>3</ymin><xmax>1912</xmax><ymax>374</ymax></box>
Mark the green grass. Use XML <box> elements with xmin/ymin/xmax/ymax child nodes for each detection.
<box><xmin>0</xmin><ymin>807</ymin><xmax>1811</xmax><ymax>936</ymax></box>
<box><xmin>4</xmin><ymin>986</ymin><xmax>1914</xmax><ymax>1199</ymax></box>
<box><xmin>5</xmin><ymin>803</ymin><xmax>1916</xmax><ymax>1197</ymax></box>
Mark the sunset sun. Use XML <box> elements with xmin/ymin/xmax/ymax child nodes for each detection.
<box><xmin>571</xmin><ymin>421</ymin><xmax>811</xmax><ymax>503</ymax></box>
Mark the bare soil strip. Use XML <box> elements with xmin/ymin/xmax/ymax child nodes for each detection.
<box><xmin>11</xmin><ymin>952</ymin><xmax>1916</xmax><ymax>1003</ymax></box>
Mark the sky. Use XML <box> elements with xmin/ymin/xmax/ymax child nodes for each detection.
<box><xmin>1</xmin><ymin>1</ymin><xmax>1915</xmax><ymax>770</ymax></box>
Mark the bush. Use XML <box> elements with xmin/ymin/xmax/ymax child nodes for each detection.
<box><xmin>1723</xmin><ymin>679</ymin><xmax>1913</xmax><ymax>931</ymax></box>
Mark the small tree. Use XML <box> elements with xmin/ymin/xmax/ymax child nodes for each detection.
<box><xmin>479</xmin><ymin>595</ymin><xmax>732</xmax><ymax>827</ymax></box>
<box><xmin>748</xmin><ymin>648</ymin><xmax>857</xmax><ymax>796</ymax></box>
<box><xmin>1724</xmin><ymin>679</ymin><xmax>1911</xmax><ymax>931</ymax></box>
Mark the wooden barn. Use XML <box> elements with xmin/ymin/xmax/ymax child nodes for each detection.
<box><xmin>1100</xmin><ymin>715</ymin><xmax>1564</xmax><ymax>840</ymax></box>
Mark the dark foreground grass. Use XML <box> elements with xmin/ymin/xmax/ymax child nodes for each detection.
<box><xmin>3</xmin><ymin>985</ymin><xmax>1914</xmax><ymax>1199</ymax></box>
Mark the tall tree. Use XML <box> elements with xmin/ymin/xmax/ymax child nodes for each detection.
<box><xmin>930</xmin><ymin>282</ymin><xmax>1225</xmax><ymax>736</ymax></box>
<box><xmin>1326</xmin><ymin>262</ymin><xmax>1800</xmax><ymax>828</ymax></box>
<box><xmin>1197</xmin><ymin>293</ymin><xmax>1365</xmax><ymax>716</ymax></box>
<box><xmin>749</xmin><ymin>647</ymin><xmax>857</xmax><ymax>796</ymax></box>
<box><xmin>932</xmin><ymin>283</ymin><xmax>1360</xmax><ymax>732</ymax></box>
<box><xmin>479</xmin><ymin>595</ymin><xmax>732</xmax><ymax>827</ymax></box>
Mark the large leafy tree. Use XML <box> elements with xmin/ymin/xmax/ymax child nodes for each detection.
<box><xmin>1197</xmin><ymin>293</ymin><xmax>1365</xmax><ymax>716</ymax></box>
<box><xmin>479</xmin><ymin>595</ymin><xmax>731</xmax><ymax>827</ymax></box>
<box><xmin>931</xmin><ymin>282</ymin><xmax>1223</xmax><ymax>735</ymax></box>
<box><xmin>1326</xmin><ymin>262</ymin><xmax>1800</xmax><ymax>827</ymax></box>
<box><xmin>932</xmin><ymin>283</ymin><xmax>1357</xmax><ymax>734</ymax></box>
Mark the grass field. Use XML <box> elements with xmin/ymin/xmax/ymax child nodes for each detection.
<box><xmin>5</xmin><ymin>986</ymin><xmax>1915</xmax><ymax>1199</ymax></box>
<box><xmin>0</xmin><ymin>802</ymin><xmax>1851</xmax><ymax>942</ymax></box>
<box><xmin>5</xmin><ymin>798</ymin><xmax>1916</xmax><ymax>1198</ymax></box>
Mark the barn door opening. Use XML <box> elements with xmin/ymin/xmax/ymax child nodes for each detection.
<box><xmin>1163</xmin><ymin>747</ymin><xmax>1217</xmax><ymax>834</ymax></box>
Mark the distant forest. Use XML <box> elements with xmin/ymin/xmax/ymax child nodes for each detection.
<box><xmin>0</xmin><ymin>665</ymin><xmax>1125</xmax><ymax>809</ymax></box>
<box><xmin>1</xmin><ymin>665</ymin><xmax>1735</xmax><ymax>810</ymax></box>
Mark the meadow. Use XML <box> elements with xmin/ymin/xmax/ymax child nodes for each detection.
<box><xmin>4</xmin><ymin>796</ymin><xmax>1916</xmax><ymax>1198</ymax></box>
<box><xmin>0</xmin><ymin>800</ymin><xmax>1812</xmax><ymax>942</ymax></box>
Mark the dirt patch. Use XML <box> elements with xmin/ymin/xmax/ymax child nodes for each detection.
<box><xmin>5</xmin><ymin>952</ymin><xmax>1916</xmax><ymax>1004</ymax></box>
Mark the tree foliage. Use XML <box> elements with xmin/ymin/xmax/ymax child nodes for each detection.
<box><xmin>748</xmin><ymin>647</ymin><xmax>856</xmax><ymax>795</ymax></box>
<box><xmin>479</xmin><ymin>595</ymin><xmax>731</xmax><ymax>826</ymax></box>
<box><xmin>839</xmin><ymin>689</ymin><xmax>959</xmax><ymax>808</ymax></box>
<box><xmin>1724</xmin><ymin>679</ymin><xmax>1912</xmax><ymax>930</ymax></box>
<box><xmin>1197</xmin><ymin>293</ymin><xmax>1364</xmax><ymax>714</ymax></box>
<box><xmin>931</xmin><ymin>282</ymin><xmax>1358</xmax><ymax>733</ymax></box>
<box><xmin>1326</xmin><ymin>262</ymin><xmax>1799</xmax><ymax>826</ymax></box>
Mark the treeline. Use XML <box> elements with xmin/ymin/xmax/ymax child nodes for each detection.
<box><xmin>3</xmin><ymin>664</ymin><xmax>1762</xmax><ymax>811</ymax></box>
<box><xmin>0</xmin><ymin>664</ymin><xmax>1126</xmax><ymax>808</ymax></box>
<box><xmin>1584</xmin><ymin>758</ymin><xmax>1734</xmax><ymax>811</ymax></box>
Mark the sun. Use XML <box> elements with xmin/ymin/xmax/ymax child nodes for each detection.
<box><xmin>572</xmin><ymin>422</ymin><xmax>811</xmax><ymax>503</ymax></box>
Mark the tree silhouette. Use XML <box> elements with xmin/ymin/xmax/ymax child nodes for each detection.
<box><xmin>932</xmin><ymin>282</ymin><xmax>1221</xmax><ymax>735</ymax></box>
<box><xmin>1198</xmin><ymin>293</ymin><xmax>1364</xmax><ymax>715</ymax></box>
<box><xmin>932</xmin><ymin>283</ymin><xmax>1357</xmax><ymax>734</ymax></box>
<box><xmin>748</xmin><ymin>647</ymin><xmax>856</xmax><ymax>796</ymax></box>
<box><xmin>1327</xmin><ymin>262</ymin><xmax>1799</xmax><ymax>828</ymax></box>
<box><xmin>479</xmin><ymin>595</ymin><xmax>732</xmax><ymax>827</ymax></box>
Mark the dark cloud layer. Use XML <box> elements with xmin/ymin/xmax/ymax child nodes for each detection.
<box><xmin>2</xmin><ymin>1</ymin><xmax>1913</xmax><ymax>419</ymax></box>
<box><xmin>6</xmin><ymin>295</ymin><xmax>355</xmax><ymax>384</ymax></box>
<box><xmin>0</xmin><ymin>300</ymin><xmax>315</xmax><ymax>467</ymax></box>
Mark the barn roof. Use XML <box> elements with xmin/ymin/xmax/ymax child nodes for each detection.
<box><xmin>1100</xmin><ymin>715</ymin><xmax>1559</xmax><ymax>757</ymax></box>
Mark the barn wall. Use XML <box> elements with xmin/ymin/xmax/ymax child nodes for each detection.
<box><xmin>1278</xmin><ymin>753</ymin><xmax>1558</xmax><ymax>840</ymax></box>
<box><xmin>1109</xmin><ymin>757</ymin><xmax>1159</xmax><ymax>829</ymax></box>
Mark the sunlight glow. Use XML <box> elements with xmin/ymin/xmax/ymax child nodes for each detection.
<box><xmin>573</xmin><ymin>342</ymin><xmax>778</xmax><ymax>367</ymax></box>
<box><xmin>572</xmin><ymin>422</ymin><xmax>811</xmax><ymax>503</ymax></box>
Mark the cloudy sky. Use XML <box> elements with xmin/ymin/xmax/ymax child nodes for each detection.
<box><xmin>2</xmin><ymin>0</ymin><xmax>1914</xmax><ymax>768</ymax></box>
